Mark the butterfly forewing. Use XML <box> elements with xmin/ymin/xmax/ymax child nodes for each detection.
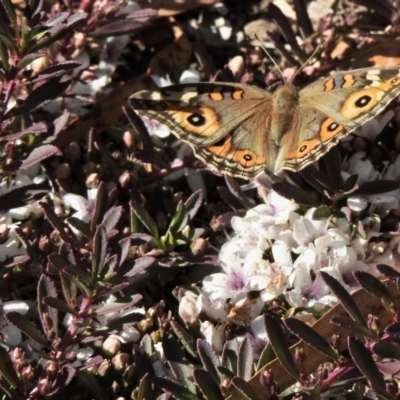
<box><xmin>130</xmin><ymin>83</ymin><xmax>276</xmax><ymax>178</ymax></box>
<box><xmin>130</xmin><ymin>66</ymin><xmax>400</xmax><ymax>179</ymax></box>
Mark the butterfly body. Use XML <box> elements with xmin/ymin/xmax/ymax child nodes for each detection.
<box><xmin>130</xmin><ymin>67</ymin><xmax>400</xmax><ymax>179</ymax></box>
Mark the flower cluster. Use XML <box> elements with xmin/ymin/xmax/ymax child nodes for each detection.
<box><xmin>179</xmin><ymin>179</ymin><xmax>399</xmax><ymax>347</ymax></box>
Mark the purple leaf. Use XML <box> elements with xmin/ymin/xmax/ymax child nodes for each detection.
<box><xmin>3</xmin><ymin>144</ymin><xmax>61</xmax><ymax>171</ymax></box>
<box><xmin>29</xmin><ymin>61</ymin><xmax>82</xmax><ymax>83</ymax></box>
<box><xmin>38</xmin><ymin>275</ymin><xmax>59</xmax><ymax>338</ymax></box>
<box><xmin>3</xmin><ymin>122</ymin><xmax>47</xmax><ymax>140</ymax></box>
<box><xmin>0</xmin><ymin>183</ymin><xmax>49</xmax><ymax>211</ymax></box>
<box><xmin>0</xmin><ymin>345</ymin><xmax>19</xmax><ymax>389</ymax></box>
<box><xmin>93</xmin><ymin>295</ymin><xmax>142</xmax><ymax>316</ymax></box>
<box><xmin>5</xmin><ymin>75</ymin><xmax>72</xmax><ymax>118</ymax></box>
<box><xmin>44</xmin><ymin>12</ymin><xmax>69</xmax><ymax>26</ymax></box>
<box><xmin>102</xmin><ymin>206</ymin><xmax>123</xmax><ymax>235</ymax></box>
<box><xmin>6</xmin><ymin>311</ymin><xmax>49</xmax><ymax>347</ymax></box>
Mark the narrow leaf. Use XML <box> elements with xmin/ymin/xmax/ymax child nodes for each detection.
<box><xmin>373</xmin><ymin>342</ymin><xmax>400</xmax><ymax>360</ymax></box>
<box><xmin>284</xmin><ymin>318</ymin><xmax>338</xmax><ymax>361</ymax></box>
<box><xmin>184</xmin><ymin>189</ymin><xmax>204</xmax><ymax>221</ymax></box>
<box><xmin>194</xmin><ymin>369</ymin><xmax>224</xmax><ymax>400</ymax></box>
<box><xmin>0</xmin><ymin>345</ymin><xmax>19</xmax><ymax>389</ymax></box>
<box><xmin>153</xmin><ymin>377</ymin><xmax>197</xmax><ymax>400</ymax></box>
<box><xmin>197</xmin><ymin>339</ymin><xmax>221</xmax><ymax>384</ymax></box>
<box><xmin>92</xmin><ymin>226</ymin><xmax>107</xmax><ymax>276</ymax></box>
<box><xmin>237</xmin><ymin>336</ymin><xmax>254</xmax><ymax>380</ymax></box>
<box><xmin>76</xmin><ymin>370</ymin><xmax>109</xmax><ymax>400</ymax></box>
<box><xmin>0</xmin><ymin>183</ymin><xmax>49</xmax><ymax>211</ymax></box>
<box><xmin>5</xmin><ymin>76</ymin><xmax>72</xmax><ymax>118</ymax></box>
<box><xmin>272</xmin><ymin>181</ymin><xmax>318</xmax><ymax>206</ymax></box>
<box><xmin>130</xmin><ymin>200</ymin><xmax>159</xmax><ymax>238</ymax></box>
<box><xmin>90</xmin><ymin>182</ymin><xmax>107</xmax><ymax>233</ymax></box>
<box><xmin>331</xmin><ymin>316</ymin><xmax>376</xmax><ymax>339</ymax></box>
<box><xmin>43</xmin><ymin>297</ymin><xmax>75</xmax><ymax>314</ymax></box>
<box><xmin>2</xmin><ymin>145</ymin><xmax>61</xmax><ymax>171</ymax></box>
<box><xmin>264</xmin><ymin>315</ymin><xmax>299</xmax><ymax>380</ymax></box>
<box><xmin>5</xmin><ymin>311</ymin><xmax>49</xmax><ymax>347</ymax></box>
<box><xmin>102</xmin><ymin>206</ymin><xmax>122</xmax><ymax>235</ymax></box>
<box><xmin>321</xmin><ymin>271</ymin><xmax>367</xmax><ymax>328</ymax></box>
<box><xmin>348</xmin><ymin>337</ymin><xmax>389</xmax><ymax>398</ymax></box>
<box><xmin>230</xmin><ymin>377</ymin><xmax>263</xmax><ymax>400</ymax></box>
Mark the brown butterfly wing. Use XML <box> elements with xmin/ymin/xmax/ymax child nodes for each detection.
<box><xmin>277</xmin><ymin>67</ymin><xmax>400</xmax><ymax>172</ymax></box>
<box><xmin>130</xmin><ymin>83</ymin><xmax>276</xmax><ymax>178</ymax></box>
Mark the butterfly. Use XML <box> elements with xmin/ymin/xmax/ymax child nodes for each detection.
<box><xmin>129</xmin><ymin>67</ymin><xmax>400</xmax><ymax>179</ymax></box>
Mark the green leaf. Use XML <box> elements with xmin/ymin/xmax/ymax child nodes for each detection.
<box><xmin>0</xmin><ymin>0</ymin><xmax>18</xmax><ymax>38</ymax></box>
<box><xmin>322</xmin><ymin>146</ymin><xmax>343</xmax><ymax>191</ymax></box>
<box><xmin>194</xmin><ymin>369</ymin><xmax>224</xmax><ymax>400</ymax></box>
<box><xmin>312</xmin><ymin>205</ymin><xmax>332</xmax><ymax>220</ymax></box>
<box><xmin>48</xmin><ymin>254</ymin><xmax>71</xmax><ymax>270</ymax></box>
<box><xmin>5</xmin><ymin>75</ymin><xmax>72</xmax><ymax>118</ymax></box>
<box><xmin>272</xmin><ymin>181</ymin><xmax>318</xmax><ymax>207</ymax></box>
<box><xmin>6</xmin><ymin>311</ymin><xmax>49</xmax><ymax>347</ymax></box>
<box><xmin>43</xmin><ymin>297</ymin><xmax>75</xmax><ymax>314</ymax></box>
<box><xmin>62</xmin><ymin>265</ymin><xmax>92</xmax><ymax>297</ymax></box>
<box><xmin>184</xmin><ymin>189</ymin><xmax>204</xmax><ymax>220</ymax></box>
<box><xmin>163</xmin><ymin>334</ymin><xmax>185</xmax><ymax>362</ymax></box>
<box><xmin>0</xmin><ymin>345</ymin><xmax>19</xmax><ymax>389</ymax></box>
<box><xmin>385</xmin><ymin>322</ymin><xmax>400</xmax><ymax>336</ymax></box>
<box><xmin>167</xmin><ymin>200</ymin><xmax>188</xmax><ymax>236</ymax></box>
<box><xmin>90</xmin><ymin>182</ymin><xmax>107</xmax><ymax>233</ymax></box>
<box><xmin>37</xmin><ymin>275</ymin><xmax>59</xmax><ymax>337</ymax></box>
<box><xmin>197</xmin><ymin>339</ymin><xmax>221</xmax><ymax>385</ymax></box>
<box><xmin>321</xmin><ymin>271</ymin><xmax>368</xmax><ymax>328</ymax></box>
<box><xmin>230</xmin><ymin>377</ymin><xmax>263</xmax><ymax>400</ymax></box>
<box><xmin>136</xmin><ymin>373</ymin><xmax>152</xmax><ymax>400</ymax></box>
<box><xmin>77</xmin><ymin>370</ymin><xmax>110</xmax><ymax>400</ymax></box>
<box><xmin>221</xmin><ymin>340</ymin><xmax>238</xmax><ymax>375</ymax></box>
<box><xmin>373</xmin><ymin>342</ymin><xmax>400</xmax><ymax>361</ymax></box>
<box><xmin>256</xmin><ymin>343</ymin><xmax>275</xmax><ymax>371</ymax></box>
<box><xmin>92</xmin><ymin>226</ymin><xmax>107</xmax><ymax>277</ymax></box>
<box><xmin>331</xmin><ymin>316</ymin><xmax>376</xmax><ymax>339</ymax></box>
<box><xmin>170</xmin><ymin>321</ymin><xmax>198</xmax><ymax>359</ymax></box>
<box><xmin>354</xmin><ymin>271</ymin><xmax>393</xmax><ymax>313</ymax></box>
<box><xmin>130</xmin><ymin>200</ymin><xmax>159</xmax><ymax>238</ymax></box>
<box><xmin>264</xmin><ymin>315</ymin><xmax>299</xmax><ymax>380</ymax></box>
<box><xmin>348</xmin><ymin>337</ymin><xmax>392</xmax><ymax>399</ymax></box>
<box><xmin>67</xmin><ymin>217</ymin><xmax>92</xmax><ymax>239</ymax></box>
<box><xmin>377</xmin><ymin>264</ymin><xmax>400</xmax><ymax>280</ymax></box>
<box><xmin>168</xmin><ymin>361</ymin><xmax>196</xmax><ymax>394</ymax></box>
<box><xmin>154</xmin><ymin>377</ymin><xmax>197</xmax><ymax>400</ymax></box>
<box><xmin>27</xmin><ymin>12</ymin><xmax>87</xmax><ymax>53</ymax></box>
<box><xmin>351</xmin><ymin>180</ymin><xmax>399</xmax><ymax>196</ymax></box>
<box><xmin>237</xmin><ymin>336</ymin><xmax>254</xmax><ymax>380</ymax></box>
<box><xmin>284</xmin><ymin>318</ymin><xmax>338</xmax><ymax>361</ymax></box>
<box><xmin>102</xmin><ymin>205</ymin><xmax>122</xmax><ymax>235</ymax></box>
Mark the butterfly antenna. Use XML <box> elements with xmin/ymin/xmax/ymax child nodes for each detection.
<box><xmin>291</xmin><ymin>44</ymin><xmax>322</xmax><ymax>81</ymax></box>
<box><xmin>254</xmin><ymin>34</ymin><xmax>286</xmax><ymax>83</ymax></box>
<box><xmin>255</xmin><ymin>34</ymin><xmax>322</xmax><ymax>83</ymax></box>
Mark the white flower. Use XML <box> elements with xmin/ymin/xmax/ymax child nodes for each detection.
<box><xmin>1</xmin><ymin>300</ymin><xmax>29</xmax><ymax>347</ymax></box>
<box><xmin>0</xmin><ymin>164</ymin><xmax>46</xmax><ymax>221</ymax></box>
<box><xmin>342</xmin><ymin>152</ymin><xmax>381</xmax><ymax>183</ymax></box>
<box><xmin>202</xmin><ymin>250</ymin><xmax>265</xmax><ymax>301</ymax></box>
<box><xmin>178</xmin><ymin>290</ymin><xmax>201</xmax><ymax>324</ymax></box>
<box><xmin>384</xmin><ymin>154</ymin><xmax>400</xmax><ymax>181</ymax></box>
<box><xmin>250</xmin><ymin>315</ymin><xmax>269</xmax><ymax>343</ymax></box>
<box><xmin>355</xmin><ymin>110</ymin><xmax>394</xmax><ymax>141</ymax></box>
<box><xmin>62</xmin><ymin>188</ymin><xmax>98</xmax><ymax>223</ymax></box>
<box><xmin>342</xmin><ymin>151</ymin><xmax>400</xmax><ymax>212</ymax></box>
<box><xmin>200</xmin><ymin>321</ymin><xmax>226</xmax><ymax>352</ymax></box>
<box><xmin>0</xmin><ymin>226</ymin><xmax>25</xmax><ymax>262</ymax></box>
